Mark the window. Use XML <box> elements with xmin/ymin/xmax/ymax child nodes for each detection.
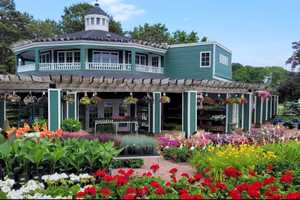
<box><xmin>119</xmin><ymin>103</ymin><xmax>128</xmax><ymax>116</ymax></box>
<box><xmin>57</xmin><ymin>51</ymin><xmax>80</xmax><ymax>63</ymax></box>
<box><xmin>104</xmin><ymin>102</ymin><xmax>113</xmax><ymax>118</ymax></box>
<box><xmin>102</xmin><ymin>18</ymin><xmax>105</xmax><ymax>26</ymax></box>
<box><xmin>40</xmin><ymin>52</ymin><xmax>50</xmax><ymax>63</ymax></box>
<box><xmin>136</xmin><ymin>54</ymin><xmax>146</xmax><ymax>65</ymax></box>
<box><xmin>219</xmin><ymin>54</ymin><xmax>229</xmax><ymax>66</ymax></box>
<box><xmin>151</xmin><ymin>56</ymin><xmax>160</xmax><ymax>67</ymax></box>
<box><xmin>86</xmin><ymin>18</ymin><xmax>90</xmax><ymax>25</ymax></box>
<box><xmin>89</xmin><ymin>105</ymin><xmax>98</xmax><ymax>128</ymax></box>
<box><xmin>92</xmin><ymin>51</ymin><xmax>119</xmax><ymax>63</ymax></box>
<box><xmin>91</xmin><ymin>17</ymin><xmax>94</xmax><ymax>25</ymax></box>
<box><xmin>96</xmin><ymin>18</ymin><xmax>100</xmax><ymax>25</ymax></box>
<box><xmin>126</xmin><ymin>53</ymin><xmax>132</xmax><ymax>64</ymax></box>
<box><xmin>200</xmin><ymin>52</ymin><xmax>211</xmax><ymax>67</ymax></box>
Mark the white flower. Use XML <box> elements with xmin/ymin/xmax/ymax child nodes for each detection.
<box><xmin>69</xmin><ymin>174</ymin><xmax>80</xmax><ymax>182</ymax></box>
<box><xmin>190</xmin><ymin>146</ymin><xmax>195</xmax><ymax>151</ymax></box>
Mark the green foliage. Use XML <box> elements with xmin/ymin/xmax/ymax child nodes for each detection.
<box><xmin>38</xmin><ymin>185</ymin><xmax>80</xmax><ymax>198</ymax></box>
<box><xmin>0</xmin><ymin>191</ymin><xmax>7</xmax><ymax>199</ymax></box>
<box><xmin>33</xmin><ymin>118</ymin><xmax>47</xmax><ymax>128</ymax></box>
<box><xmin>0</xmin><ymin>138</ymin><xmax>121</xmax><ymax>178</ymax></box>
<box><xmin>170</xmin><ymin>30</ymin><xmax>199</xmax><ymax>44</ymax></box>
<box><xmin>61</xmin><ymin>119</ymin><xmax>81</xmax><ymax>132</ymax></box>
<box><xmin>111</xmin><ymin>159</ymin><xmax>144</xmax><ymax>169</ymax></box>
<box><xmin>278</xmin><ymin>72</ymin><xmax>300</xmax><ymax>102</ymax></box>
<box><xmin>162</xmin><ymin>146</ymin><xmax>191</xmax><ymax>162</ymax></box>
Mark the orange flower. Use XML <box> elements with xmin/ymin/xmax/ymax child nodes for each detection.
<box><xmin>54</xmin><ymin>129</ymin><xmax>63</xmax><ymax>137</ymax></box>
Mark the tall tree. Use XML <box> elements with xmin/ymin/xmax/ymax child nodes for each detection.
<box><xmin>130</xmin><ymin>23</ymin><xmax>171</xmax><ymax>43</ymax></box>
<box><xmin>286</xmin><ymin>41</ymin><xmax>300</xmax><ymax>71</ymax></box>
<box><xmin>28</xmin><ymin>19</ymin><xmax>61</xmax><ymax>38</ymax></box>
<box><xmin>60</xmin><ymin>3</ymin><xmax>123</xmax><ymax>34</ymax></box>
<box><xmin>278</xmin><ymin>72</ymin><xmax>300</xmax><ymax>101</ymax></box>
<box><xmin>170</xmin><ymin>30</ymin><xmax>199</xmax><ymax>44</ymax></box>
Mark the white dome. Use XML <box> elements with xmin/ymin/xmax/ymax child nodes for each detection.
<box><xmin>84</xmin><ymin>1</ymin><xmax>109</xmax><ymax>31</ymax></box>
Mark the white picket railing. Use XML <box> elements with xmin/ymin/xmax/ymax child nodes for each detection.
<box><xmin>17</xmin><ymin>64</ymin><xmax>36</xmax><ymax>73</ymax></box>
<box><xmin>39</xmin><ymin>63</ymin><xmax>81</xmax><ymax>71</ymax></box>
<box><xmin>135</xmin><ymin>65</ymin><xmax>164</xmax><ymax>74</ymax></box>
<box><xmin>87</xmin><ymin>63</ymin><xmax>132</xmax><ymax>71</ymax></box>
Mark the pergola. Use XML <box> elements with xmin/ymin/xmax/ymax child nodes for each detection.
<box><xmin>0</xmin><ymin>74</ymin><xmax>279</xmax><ymax>137</ymax></box>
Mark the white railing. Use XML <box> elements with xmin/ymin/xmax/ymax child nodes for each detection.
<box><xmin>39</xmin><ymin>63</ymin><xmax>81</xmax><ymax>71</ymax></box>
<box><xmin>17</xmin><ymin>64</ymin><xmax>36</xmax><ymax>73</ymax></box>
<box><xmin>87</xmin><ymin>63</ymin><xmax>132</xmax><ymax>71</ymax></box>
<box><xmin>135</xmin><ymin>65</ymin><xmax>164</xmax><ymax>74</ymax></box>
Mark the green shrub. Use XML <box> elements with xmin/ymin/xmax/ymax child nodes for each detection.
<box><xmin>162</xmin><ymin>146</ymin><xmax>191</xmax><ymax>162</ymax></box>
<box><xmin>61</xmin><ymin>119</ymin><xmax>81</xmax><ymax>132</ymax></box>
<box><xmin>33</xmin><ymin>118</ymin><xmax>47</xmax><ymax>128</ymax></box>
<box><xmin>111</xmin><ymin>159</ymin><xmax>144</xmax><ymax>168</ymax></box>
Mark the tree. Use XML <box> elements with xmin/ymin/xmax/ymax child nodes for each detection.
<box><xmin>286</xmin><ymin>41</ymin><xmax>300</xmax><ymax>71</ymax></box>
<box><xmin>170</xmin><ymin>30</ymin><xmax>199</xmax><ymax>44</ymax></box>
<box><xmin>60</xmin><ymin>3</ymin><xmax>123</xmax><ymax>34</ymax></box>
<box><xmin>130</xmin><ymin>23</ymin><xmax>171</xmax><ymax>43</ymax></box>
<box><xmin>278</xmin><ymin>72</ymin><xmax>300</xmax><ymax>101</ymax></box>
<box><xmin>28</xmin><ymin>19</ymin><xmax>61</xmax><ymax>38</ymax></box>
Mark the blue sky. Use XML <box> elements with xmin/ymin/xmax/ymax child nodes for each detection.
<box><xmin>15</xmin><ymin>0</ymin><xmax>300</xmax><ymax>69</ymax></box>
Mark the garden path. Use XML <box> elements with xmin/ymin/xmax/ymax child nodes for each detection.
<box><xmin>111</xmin><ymin>157</ymin><xmax>196</xmax><ymax>181</ymax></box>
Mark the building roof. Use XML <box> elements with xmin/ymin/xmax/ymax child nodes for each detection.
<box><xmin>86</xmin><ymin>5</ymin><xmax>109</xmax><ymax>16</ymax></box>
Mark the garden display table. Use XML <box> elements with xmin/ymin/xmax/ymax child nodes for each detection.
<box><xmin>94</xmin><ymin>119</ymin><xmax>139</xmax><ymax>134</ymax></box>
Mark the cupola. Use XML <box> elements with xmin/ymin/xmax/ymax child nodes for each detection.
<box><xmin>84</xmin><ymin>0</ymin><xmax>109</xmax><ymax>31</ymax></box>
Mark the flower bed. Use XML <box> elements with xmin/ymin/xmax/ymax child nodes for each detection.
<box><xmin>1</xmin><ymin>162</ymin><xmax>299</xmax><ymax>199</ymax></box>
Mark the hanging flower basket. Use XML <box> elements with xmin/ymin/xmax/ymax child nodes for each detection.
<box><xmin>37</xmin><ymin>95</ymin><xmax>48</xmax><ymax>104</ymax></box>
<box><xmin>0</xmin><ymin>95</ymin><xmax>6</xmax><ymax>101</ymax></box>
<box><xmin>139</xmin><ymin>95</ymin><xmax>153</xmax><ymax>104</ymax></box>
<box><xmin>80</xmin><ymin>96</ymin><xmax>91</xmax><ymax>105</ymax></box>
<box><xmin>239</xmin><ymin>95</ymin><xmax>248</xmax><ymax>104</ymax></box>
<box><xmin>123</xmin><ymin>96</ymin><xmax>138</xmax><ymax>105</ymax></box>
<box><xmin>161</xmin><ymin>95</ymin><xmax>171</xmax><ymax>104</ymax></box>
<box><xmin>198</xmin><ymin>93</ymin><xmax>204</xmax><ymax>109</ymax></box>
<box><xmin>63</xmin><ymin>94</ymin><xmax>75</xmax><ymax>103</ymax></box>
<box><xmin>6</xmin><ymin>94</ymin><xmax>21</xmax><ymax>103</ymax></box>
<box><xmin>91</xmin><ymin>96</ymin><xmax>102</xmax><ymax>105</ymax></box>
<box><xmin>23</xmin><ymin>95</ymin><xmax>37</xmax><ymax>105</ymax></box>
<box><xmin>257</xmin><ymin>90</ymin><xmax>271</xmax><ymax>99</ymax></box>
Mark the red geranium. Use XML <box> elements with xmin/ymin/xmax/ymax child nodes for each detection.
<box><xmin>194</xmin><ymin>173</ymin><xmax>203</xmax><ymax>181</ymax></box>
<box><xmin>103</xmin><ymin>175</ymin><xmax>115</xmax><ymax>182</ymax></box>
<box><xmin>99</xmin><ymin>187</ymin><xmax>112</xmax><ymax>196</ymax></box>
<box><xmin>150</xmin><ymin>181</ymin><xmax>161</xmax><ymax>188</ymax></box>
<box><xmin>229</xmin><ymin>188</ymin><xmax>241</xmax><ymax>199</ymax></box>
<box><xmin>116</xmin><ymin>175</ymin><xmax>128</xmax><ymax>186</ymax></box>
<box><xmin>224</xmin><ymin>166</ymin><xmax>242</xmax><ymax>178</ymax></box>
<box><xmin>248</xmin><ymin>169</ymin><xmax>256</xmax><ymax>177</ymax></box>
<box><xmin>216</xmin><ymin>182</ymin><xmax>227</xmax><ymax>190</ymax></box>
<box><xmin>165</xmin><ymin>181</ymin><xmax>171</xmax><ymax>187</ymax></box>
<box><xmin>280</xmin><ymin>171</ymin><xmax>293</xmax><ymax>184</ymax></box>
<box><xmin>181</xmin><ymin>173</ymin><xmax>189</xmax><ymax>178</ymax></box>
<box><xmin>155</xmin><ymin>186</ymin><xmax>165</xmax><ymax>195</ymax></box>
<box><xmin>142</xmin><ymin>172</ymin><xmax>152</xmax><ymax>177</ymax></box>
<box><xmin>126</xmin><ymin>187</ymin><xmax>136</xmax><ymax>194</ymax></box>
<box><xmin>179</xmin><ymin>189</ymin><xmax>189</xmax><ymax>195</ymax></box>
<box><xmin>263</xmin><ymin>176</ymin><xmax>276</xmax><ymax>186</ymax></box>
<box><xmin>202</xmin><ymin>178</ymin><xmax>212</xmax><ymax>187</ymax></box>
<box><xmin>150</xmin><ymin>164</ymin><xmax>160</xmax><ymax>173</ymax></box>
<box><xmin>76</xmin><ymin>191</ymin><xmax>85</xmax><ymax>199</ymax></box>
<box><xmin>122</xmin><ymin>193</ymin><xmax>136</xmax><ymax>200</ymax></box>
<box><xmin>286</xmin><ymin>192</ymin><xmax>300</xmax><ymax>199</ymax></box>
<box><xmin>137</xmin><ymin>186</ymin><xmax>149</xmax><ymax>196</ymax></box>
<box><xmin>169</xmin><ymin>167</ymin><xmax>178</xmax><ymax>174</ymax></box>
<box><xmin>267</xmin><ymin>164</ymin><xmax>273</xmax><ymax>173</ymax></box>
<box><xmin>84</xmin><ymin>186</ymin><xmax>97</xmax><ymax>196</ymax></box>
<box><xmin>95</xmin><ymin>169</ymin><xmax>107</xmax><ymax>177</ymax></box>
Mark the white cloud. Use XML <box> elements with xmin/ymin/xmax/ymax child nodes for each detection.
<box><xmin>96</xmin><ymin>0</ymin><xmax>145</xmax><ymax>22</ymax></box>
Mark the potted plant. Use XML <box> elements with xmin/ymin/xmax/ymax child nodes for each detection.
<box><xmin>63</xmin><ymin>94</ymin><xmax>75</xmax><ymax>103</ymax></box>
<box><xmin>123</xmin><ymin>96</ymin><xmax>138</xmax><ymax>105</ymax></box>
<box><xmin>23</xmin><ymin>94</ymin><xmax>37</xmax><ymax>105</ymax></box>
<box><xmin>161</xmin><ymin>95</ymin><xmax>171</xmax><ymax>104</ymax></box>
<box><xmin>6</xmin><ymin>93</ymin><xmax>21</xmax><ymax>103</ymax></box>
<box><xmin>91</xmin><ymin>96</ymin><xmax>102</xmax><ymax>105</ymax></box>
<box><xmin>80</xmin><ymin>96</ymin><xmax>91</xmax><ymax>105</ymax></box>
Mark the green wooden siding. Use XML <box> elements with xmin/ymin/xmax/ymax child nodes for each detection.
<box><xmin>67</xmin><ymin>93</ymin><xmax>77</xmax><ymax>120</ymax></box>
<box><xmin>256</xmin><ymin>97</ymin><xmax>262</xmax><ymax>124</ymax></box>
<box><xmin>152</xmin><ymin>92</ymin><xmax>161</xmax><ymax>133</ymax></box>
<box><xmin>243</xmin><ymin>94</ymin><xmax>252</xmax><ymax>131</ymax></box>
<box><xmin>49</xmin><ymin>89</ymin><xmax>61</xmax><ymax>131</ymax></box>
<box><xmin>166</xmin><ymin>44</ymin><xmax>214</xmax><ymax>80</ymax></box>
<box><xmin>183</xmin><ymin>91</ymin><xmax>197</xmax><ymax>138</ymax></box>
<box><xmin>227</xmin><ymin>103</ymin><xmax>233</xmax><ymax>133</ymax></box>
<box><xmin>214</xmin><ymin>45</ymin><xmax>232</xmax><ymax>80</ymax></box>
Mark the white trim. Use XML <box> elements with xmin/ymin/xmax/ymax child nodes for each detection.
<box><xmin>92</xmin><ymin>50</ymin><xmax>119</xmax><ymax>63</ymax></box>
<box><xmin>57</xmin><ymin>50</ymin><xmax>80</xmax><ymax>63</ymax></box>
<box><xmin>152</xmin><ymin>92</ymin><xmax>161</xmax><ymax>133</ymax></box>
<box><xmin>169</xmin><ymin>41</ymin><xmax>232</xmax><ymax>53</ymax></box>
<box><xmin>182</xmin><ymin>93</ymin><xmax>184</xmax><ymax>134</ymax></box>
<box><xmin>194</xmin><ymin>91</ymin><xmax>197</xmax><ymax>133</ymax></box>
<box><xmin>187</xmin><ymin>92</ymin><xmax>190</xmax><ymax>137</ymax></box>
<box><xmin>213</xmin><ymin>44</ymin><xmax>216</xmax><ymax>75</ymax></box>
<box><xmin>248</xmin><ymin>93</ymin><xmax>253</xmax><ymax>130</ymax></box>
<box><xmin>242</xmin><ymin>103</ymin><xmax>245</xmax><ymax>129</ymax></box>
<box><xmin>225</xmin><ymin>93</ymin><xmax>229</xmax><ymax>133</ymax></box>
<box><xmin>200</xmin><ymin>51</ymin><xmax>211</xmax><ymax>68</ymax></box>
<box><xmin>254</xmin><ymin>96</ymin><xmax>257</xmax><ymax>123</ymax></box>
<box><xmin>276</xmin><ymin>96</ymin><xmax>279</xmax><ymax>115</ymax></box>
<box><xmin>269</xmin><ymin>96</ymin><xmax>273</xmax><ymax>118</ymax></box>
<box><xmin>13</xmin><ymin>40</ymin><xmax>167</xmax><ymax>54</ymax></box>
<box><xmin>213</xmin><ymin>75</ymin><xmax>232</xmax><ymax>82</ymax></box>
<box><xmin>265</xmin><ymin>98</ymin><xmax>269</xmax><ymax>121</ymax></box>
<box><xmin>66</xmin><ymin>92</ymin><xmax>77</xmax><ymax>120</ymax></box>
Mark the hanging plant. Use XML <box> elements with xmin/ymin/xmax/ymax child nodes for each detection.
<box><xmin>123</xmin><ymin>96</ymin><xmax>138</xmax><ymax>105</ymax></box>
<box><xmin>37</xmin><ymin>95</ymin><xmax>48</xmax><ymax>104</ymax></box>
<box><xmin>232</xmin><ymin>97</ymin><xmax>240</xmax><ymax>104</ymax></box>
<box><xmin>198</xmin><ymin>93</ymin><xmax>204</xmax><ymax>109</ymax></box>
<box><xmin>91</xmin><ymin>96</ymin><xmax>102</xmax><ymax>105</ymax></box>
<box><xmin>0</xmin><ymin>95</ymin><xmax>6</xmax><ymax>101</ymax></box>
<box><xmin>23</xmin><ymin>94</ymin><xmax>37</xmax><ymax>105</ymax></box>
<box><xmin>203</xmin><ymin>96</ymin><xmax>216</xmax><ymax>105</ymax></box>
<box><xmin>161</xmin><ymin>95</ymin><xmax>171</xmax><ymax>104</ymax></box>
<box><xmin>6</xmin><ymin>93</ymin><xmax>21</xmax><ymax>103</ymax></box>
<box><xmin>239</xmin><ymin>95</ymin><xmax>248</xmax><ymax>104</ymax></box>
<box><xmin>63</xmin><ymin>94</ymin><xmax>75</xmax><ymax>103</ymax></box>
<box><xmin>80</xmin><ymin>96</ymin><xmax>91</xmax><ymax>105</ymax></box>
<box><xmin>257</xmin><ymin>90</ymin><xmax>271</xmax><ymax>99</ymax></box>
<box><xmin>139</xmin><ymin>95</ymin><xmax>153</xmax><ymax>104</ymax></box>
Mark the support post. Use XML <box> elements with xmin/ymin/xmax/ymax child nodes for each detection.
<box><xmin>238</xmin><ymin>94</ymin><xmax>244</xmax><ymax>129</ymax></box>
<box><xmin>80</xmin><ymin>47</ymin><xmax>86</xmax><ymax>70</ymax></box>
<box><xmin>151</xmin><ymin>92</ymin><xmax>161</xmax><ymax>134</ymax></box>
<box><xmin>34</xmin><ymin>48</ymin><xmax>40</xmax><ymax>71</ymax></box>
<box><xmin>243</xmin><ymin>93</ymin><xmax>252</xmax><ymax>131</ymax></box>
<box><xmin>48</xmin><ymin>89</ymin><xmax>61</xmax><ymax>131</ymax></box>
<box><xmin>226</xmin><ymin>93</ymin><xmax>234</xmax><ymax>133</ymax></box>
<box><xmin>182</xmin><ymin>91</ymin><xmax>197</xmax><ymax>138</ymax></box>
<box><xmin>0</xmin><ymin>100</ymin><xmax>6</xmax><ymax>128</ymax></box>
<box><xmin>131</xmin><ymin>49</ymin><xmax>136</xmax><ymax>72</ymax></box>
<box><xmin>255</xmin><ymin>96</ymin><xmax>263</xmax><ymax>125</ymax></box>
<box><xmin>66</xmin><ymin>92</ymin><xmax>78</xmax><ymax>120</ymax></box>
